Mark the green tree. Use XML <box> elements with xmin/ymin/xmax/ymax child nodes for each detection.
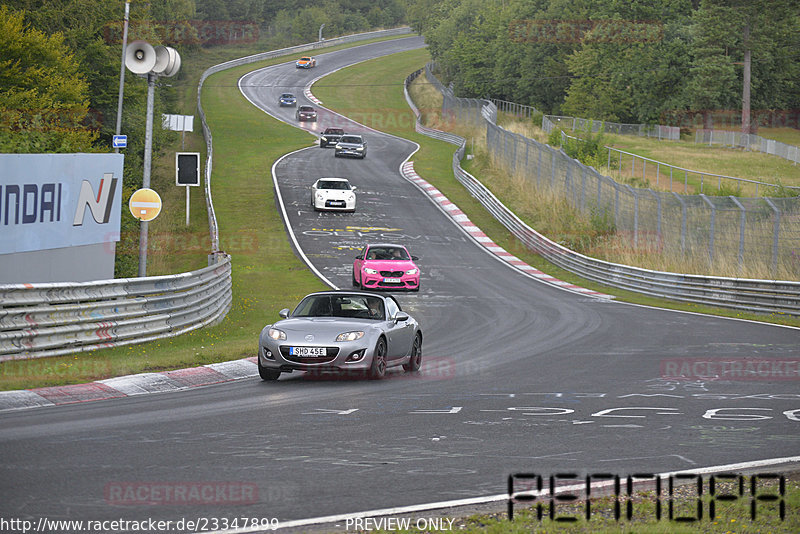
<box><xmin>562</xmin><ymin>0</ymin><xmax>693</xmax><ymax>123</ymax></box>
<box><xmin>0</xmin><ymin>5</ymin><xmax>97</xmax><ymax>152</ymax></box>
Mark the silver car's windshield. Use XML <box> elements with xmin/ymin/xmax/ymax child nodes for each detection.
<box><xmin>293</xmin><ymin>295</ymin><xmax>385</xmax><ymax>320</ymax></box>
<box><xmin>339</xmin><ymin>136</ymin><xmax>362</xmax><ymax>144</ymax></box>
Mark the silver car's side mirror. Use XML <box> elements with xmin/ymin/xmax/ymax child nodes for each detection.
<box><xmin>279</xmin><ymin>308</ymin><xmax>290</xmax><ymax>318</ymax></box>
<box><xmin>394</xmin><ymin>312</ymin><xmax>409</xmax><ymax>323</ymax></box>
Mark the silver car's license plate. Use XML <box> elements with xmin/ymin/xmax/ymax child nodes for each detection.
<box><xmin>290</xmin><ymin>347</ymin><xmax>325</xmax><ymax>357</ymax></box>
<box><xmin>383</xmin><ymin>277</ymin><xmax>401</xmax><ymax>283</ymax></box>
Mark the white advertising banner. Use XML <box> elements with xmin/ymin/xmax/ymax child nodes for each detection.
<box><xmin>0</xmin><ymin>153</ymin><xmax>124</xmax><ymax>255</ymax></box>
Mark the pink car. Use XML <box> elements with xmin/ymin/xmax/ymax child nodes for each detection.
<box><xmin>353</xmin><ymin>244</ymin><xmax>420</xmax><ymax>292</ymax></box>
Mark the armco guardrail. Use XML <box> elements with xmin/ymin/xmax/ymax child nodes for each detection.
<box><xmin>197</xmin><ymin>27</ymin><xmax>412</xmax><ymax>253</ymax></box>
<box><xmin>405</xmin><ymin>66</ymin><xmax>800</xmax><ymax>316</ymax></box>
<box><xmin>0</xmin><ymin>256</ymin><xmax>232</xmax><ymax>361</ymax></box>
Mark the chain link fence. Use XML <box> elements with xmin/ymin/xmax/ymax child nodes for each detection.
<box><xmin>695</xmin><ymin>129</ymin><xmax>800</xmax><ymax>165</ymax></box>
<box><xmin>543</xmin><ymin>115</ymin><xmax>680</xmax><ymax>141</ymax></box>
<box><xmin>426</xmin><ymin>64</ymin><xmax>800</xmax><ymax>280</ymax></box>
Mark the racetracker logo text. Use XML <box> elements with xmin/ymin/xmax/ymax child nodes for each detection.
<box><xmin>104</xmin><ymin>481</ymin><xmax>258</xmax><ymax>506</ymax></box>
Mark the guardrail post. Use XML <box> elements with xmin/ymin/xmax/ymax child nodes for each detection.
<box><xmin>764</xmin><ymin>198</ymin><xmax>781</xmax><ymax>278</ymax></box>
<box><xmin>700</xmin><ymin>194</ymin><xmax>716</xmax><ymax>266</ymax></box>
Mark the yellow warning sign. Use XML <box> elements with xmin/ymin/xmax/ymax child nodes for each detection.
<box><xmin>129</xmin><ymin>188</ymin><xmax>162</xmax><ymax>221</ymax></box>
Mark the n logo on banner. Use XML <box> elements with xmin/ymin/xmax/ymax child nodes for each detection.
<box><xmin>73</xmin><ymin>173</ymin><xmax>118</xmax><ymax>226</ymax></box>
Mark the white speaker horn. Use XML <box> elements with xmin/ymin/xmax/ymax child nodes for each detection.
<box><xmin>153</xmin><ymin>46</ymin><xmax>181</xmax><ymax>77</ymax></box>
<box><xmin>125</xmin><ymin>40</ymin><xmax>157</xmax><ymax>74</ymax></box>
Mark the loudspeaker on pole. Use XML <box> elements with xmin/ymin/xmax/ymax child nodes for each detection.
<box><xmin>125</xmin><ymin>40</ymin><xmax>157</xmax><ymax>74</ymax></box>
<box><xmin>153</xmin><ymin>46</ymin><xmax>181</xmax><ymax>77</ymax></box>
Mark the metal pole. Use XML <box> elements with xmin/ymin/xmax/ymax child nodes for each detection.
<box><xmin>186</xmin><ymin>186</ymin><xmax>190</xmax><ymax>226</ymax></box>
<box><xmin>730</xmin><ymin>196</ymin><xmax>746</xmax><ymax>274</ymax></box>
<box><xmin>764</xmin><ymin>198</ymin><xmax>780</xmax><ymax>277</ymax></box>
<box><xmin>672</xmin><ymin>192</ymin><xmax>687</xmax><ymax>254</ymax></box>
<box><xmin>114</xmin><ymin>0</ymin><xmax>130</xmax><ymax>154</ymax></box>
<box><xmin>138</xmin><ymin>72</ymin><xmax>156</xmax><ymax>277</ymax></box>
<box><xmin>700</xmin><ymin>194</ymin><xmax>716</xmax><ymax>266</ymax></box>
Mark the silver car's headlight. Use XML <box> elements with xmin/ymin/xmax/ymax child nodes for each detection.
<box><xmin>356</xmin><ymin>147</ymin><xmax>364</xmax><ymax>151</ymax></box>
<box><xmin>405</xmin><ymin>268</ymin><xmax>418</xmax><ymax>275</ymax></box>
<box><xmin>336</xmin><ymin>331</ymin><xmax>365</xmax><ymax>342</ymax></box>
<box><xmin>364</xmin><ymin>268</ymin><xmax>378</xmax><ymax>274</ymax></box>
<box><xmin>268</xmin><ymin>328</ymin><xmax>286</xmax><ymax>340</ymax></box>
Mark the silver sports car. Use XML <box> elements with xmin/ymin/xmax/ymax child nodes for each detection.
<box><xmin>258</xmin><ymin>291</ymin><xmax>422</xmax><ymax>380</ymax></box>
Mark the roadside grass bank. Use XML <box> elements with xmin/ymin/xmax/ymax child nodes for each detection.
<box><xmin>0</xmin><ymin>34</ymin><xmax>412</xmax><ymax>391</ymax></box>
<box><xmin>314</xmin><ymin>52</ymin><xmax>800</xmax><ymax>328</ymax></box>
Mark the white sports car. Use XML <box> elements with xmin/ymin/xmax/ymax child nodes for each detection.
<box><xmin>312</xmin><ymin>177</ymin><xmax>356</xmax><ymax>212</ymax></box>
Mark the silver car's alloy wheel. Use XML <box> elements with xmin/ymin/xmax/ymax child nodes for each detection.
<box><xmin>368</xmin><ymin>338</ymin><xmax>387</xmax><ymax>380</ymax></box>
<box><xmin>403</xmin><ymin>334</ymin><xmax>422</xmax><ymax>372</ymax></box>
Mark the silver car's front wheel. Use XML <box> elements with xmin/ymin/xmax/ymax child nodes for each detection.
<box><xmin>368</xmin><ymin>338</ymin><xmax>387</xmax><ymax>380</ymax></box>
<box><xmin>258</xmin><ymin>357</ymin><xmax>280</xmax><ymax>381</ymax></box>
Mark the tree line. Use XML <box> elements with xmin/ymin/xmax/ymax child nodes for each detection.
<box><xmin>407</xmin><ymin>0</ymin><xmax>800</xmax><ymax>131</ymax></box>
<box><xmin>1</xmin><ymin>0</ymin><xmax>407</xmax><ymax>157</ymax></box>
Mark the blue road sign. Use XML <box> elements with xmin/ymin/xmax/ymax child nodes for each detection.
<box><xmin>113</xmin><ymin>135</ymin><xmax>127</xmax><ymax>148</ymax></box>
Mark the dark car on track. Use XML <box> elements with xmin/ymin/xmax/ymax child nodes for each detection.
<box><xmin>319</xmin><ymin>127</ymin><xmax>345</xmax><ymax>148</ymax></box>
<box><xmin>258</xmin><ymin>291</ymin><xmax>423</xmax><ymax>381</ymax></box>
<box><xmin>296</xmin><ymin>105</ymin><xmax>317</xmax><ymax>122</ymax></box>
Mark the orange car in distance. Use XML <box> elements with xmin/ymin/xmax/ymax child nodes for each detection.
<box><xmin>295</xmin><ymin>56</ymin><xmax>316</xmax><ymax>69</ymax></box>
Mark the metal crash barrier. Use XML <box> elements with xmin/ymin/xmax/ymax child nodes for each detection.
<box><xmin>0</xmin><ymin>256</ymin><xmax>232</xmax><ymax>362</ymax></box>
